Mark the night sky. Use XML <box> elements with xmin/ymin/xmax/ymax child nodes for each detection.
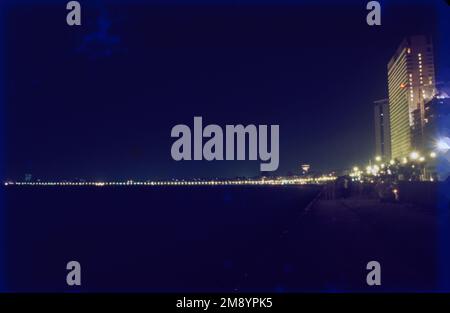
<box><xmin>2</xmin><ymin>0</ymin><xmax>448</xmax><ymax>181</ymax></box>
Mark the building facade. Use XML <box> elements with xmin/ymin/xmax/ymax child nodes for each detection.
<box><xmin>387</xmin><ymin>35</ymin><xmax>436</xmax><ymax>160</ymax></box>
<box><xmin>373</xmin><ymin>99</ymin><xmax>391</xmax><ymax>160</ymax></box>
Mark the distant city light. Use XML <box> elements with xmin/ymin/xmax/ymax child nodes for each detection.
<box><xmin>2</xmin><ymin>176</ymin><xmax>338</xmax><ymax>188</ymax></box>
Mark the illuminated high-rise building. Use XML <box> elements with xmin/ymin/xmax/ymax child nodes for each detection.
<box><xmin>387</xmin><ymin>35</ymin><xmax>436</xmax><ymax>160</ymax></box>
<box><xmin>373</xmin><ymin>99</ymin><xmax>391</xmax><ymax>160</ymax></box>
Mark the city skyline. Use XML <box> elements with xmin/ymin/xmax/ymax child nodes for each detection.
<box><xmin>3</xmin><ymin>2</ymin><xmax>447</xmax><ymax>181</ymax></box>
<box><xmin>1</xmin><ymin>0</ymin><xmax>450</xmax><ymax>296</ymax></box>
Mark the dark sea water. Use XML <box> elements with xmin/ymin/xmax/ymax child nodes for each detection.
<box><xmin>4</xmin><ymin>185</ymin><xmax>321</xmax><ymax>292</ymax></box>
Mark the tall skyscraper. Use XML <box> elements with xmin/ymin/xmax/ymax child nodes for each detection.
<box><xmin>387</xmin><ymin>35</ymin><xmax>436</xmax><ymax>160</ymax></box>
<box><xmin>374</xmin><ymin>99</ymin><xmax>391</xmax><ymax>160</ymax></box>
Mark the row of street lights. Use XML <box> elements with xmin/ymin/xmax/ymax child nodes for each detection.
<box><xmin>351</xmin><ymin>150</ymin><xmax>439</xmax><ymax>182</ymax></box>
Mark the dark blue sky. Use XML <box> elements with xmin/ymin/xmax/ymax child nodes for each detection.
<box><xmin>2</xmin><ymin>0</ymin><xmax>448</xmax><ymax>180</ymax></box>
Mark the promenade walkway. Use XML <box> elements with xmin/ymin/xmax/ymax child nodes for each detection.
<box><xmin>277</xmin><ymin>196</ymin><xmax>438</xmax><ymax>291</ymax></box>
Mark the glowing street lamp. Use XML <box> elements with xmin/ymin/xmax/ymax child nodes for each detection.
<box><xmin>373</xmin><ymin>165</ymin><xmax>380</xmax><ymax>171</ymax></box>
<box><xmin>430</xmin><ymin>152</ymin><xmax>437</xmax><ymax>158</ymax></box>
<box><xmin>410</xmin><ymin>151</ymin><xmax>419</xmax><ymax>160</ymax></box>
<box><xmin>375</xmin><ymin>156</ymin><xmax>382</xmax><ymax>162</ymax></box>
<box><xmin>436</xmin><ymin>137</ymin><xmax>450</xmax><ymax>153</ymax></box>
